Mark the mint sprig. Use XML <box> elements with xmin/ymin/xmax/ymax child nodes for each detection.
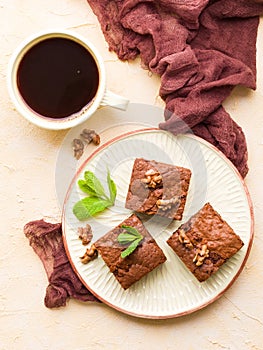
<box><xmin>117</xmin><ymin>225</ymin><xmax>143</xmax><ymax>258</ymax></box>
<box><xmin>73</xmin><ymin>169</ymin><xmax>117</xmax><ymax>220</ymax></box>
<box><xmin>107</xmin><ymin>169</ymin><xmax>117</xmax><ymax>203</ymax></box>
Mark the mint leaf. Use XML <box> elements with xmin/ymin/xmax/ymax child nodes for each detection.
<box><xmin>121</xmin><ymin>225</ymin><xmax>142</xmax><ymax>238</ymax></box>
<box><xmin>121</xmin><ymin>238</ymin><xmax>142</xmax><ymax>259</ymax></box>
<box><xmin>78</xmin><ymin>179</ymin><xmax>98</xmax><ymax>196</ymax></box>
<box><xmin>107</xmin><ymin>169</ymin><xmax>117</xmax><ymax>204</ymax></box>
<box><xmin>73</xmin><ymin>169</ymin><xmax>117</xmax><ymax>220</ymax></box>
<box><xmin>73</xmin><ymin>200</ymin><xmax>91</xmax><ymax>221</ymax></box>
<box><xmin>117</xmin><ymin>225</ymin><xmax>143</xmax><ymax>258</ymax></box>
<box><xmin>73</xmin><ymin>197</ymin><xmax>111</xmax><ymax>220</ymax></box>
<box><xmin>84</xmin><ymin>171</ymin><xmax>107</xmax><ymax>199</ymax></box>
<box><xmin>117</xmin><ymin>232</ymin><xmax>138</xmax><ymax>245</ymax></box>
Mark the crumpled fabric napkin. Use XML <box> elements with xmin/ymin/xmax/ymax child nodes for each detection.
<box><xmin>24</xmin><ymin>220</ymin><xmax>98</xmax><ymax>308</ymax></box>
<box><xmin>24</xmin><ymin>1</ymin><xmax>263</xmax><ymax>308</ymax></box>
<box><xmin>87</xmin><ymin>0</ymin><xmax>263</xmax><ymax>177</ymax></box>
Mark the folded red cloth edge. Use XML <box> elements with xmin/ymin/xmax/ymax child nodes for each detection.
<box><xmin>24</xmin><ymin>219</ymin><xmax>99</xmax><ymax>308</ymax></box>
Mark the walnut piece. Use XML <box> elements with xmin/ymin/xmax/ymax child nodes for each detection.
<box><xmin>156</xmin><ymin>197</ymin><xmax>180</xmax><ymax>211</ymax></box>
<box><xmin>72</xmin><ymin>138</ymin><xmax>84</xmax><ymax>160</ymax></box>
<box><xmin>177</xmin><ymin>228</ymin><xmax>193</xmax><ymax>249</ymax></box>
<box><xmin>78</xmin><ymin>224</ymin><xmax>93</xmax><ymax>245</ymax></box>
<box><xmin>72</xmin><ymin>129</ymin><xmax>100</xmax><ymax>160</ymax></box>
<box><xmin>80</xmin><ymin>244</ymin><xmax>98</xmax><ymax>264</ymax></box>
<box><xmin>141</xmin><ymin>169</ymin><xmax>162</xmax><ymax>188</ymax></box>
<box><xmin>80</xmin><ymin>129</ymin><xmax>100</xmax><ymax>146</ymax></box>
<box><xmin>193</xmin><ymin>244</ymin><xmax>209</xmax><ymax>266</ymax></box>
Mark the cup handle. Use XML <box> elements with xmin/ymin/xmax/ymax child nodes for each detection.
<box><xmin>100</xmin><ymin>90</ymin><xmax>129</xmax><ymax>111</ymax></box>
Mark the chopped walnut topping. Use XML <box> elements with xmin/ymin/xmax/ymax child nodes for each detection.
<box><xmin>193</xmin><ymin>244</ymin><xmax>209</xmax><ymax>266</ymax></box>
<box><xmin>145</xmin><ymin>169</ymin><xmax>158</xmax><ymax>176</ymax></box>
<box><xmin>72</xmin><ymin>138</ymin><xmax>84</xmax><ymax>160</ymax></box>
<box><xmin>156</xmin><ymin>197</ymin><xmax>180</xmax><ymax>211</ymax></box>
<box><xmin>141</xmin><ymin>169</ymin><xmax>162</xmax><ymax>188</ymax></box>
<box><xmin>80</xmin><ymin>129</ymin><xmax>100</xmax><ymax>146</ymax></box>
<box><xmin>178</xmin><ymin>228</ymin><xmax>193</xmax><ymax>249</ymax></box>
<box><xmin>80</xmin><ymin>244</ymin><xmax>98</xmax><ymax>264</ymax></box>
<box><xmin>78</xmin><ymin>224</ymin><xmax>93</xmax><ymax>245</ymax></box>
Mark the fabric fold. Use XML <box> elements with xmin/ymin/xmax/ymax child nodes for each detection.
<box><xmin>87</xmin><ymin>0</ymin><xmax>263</xmax><ymax>177</ymax></box>
<box><xmin>24</xmin><ymin>220</ymin><xmax>98</xmax><ymax>307</ymax></box>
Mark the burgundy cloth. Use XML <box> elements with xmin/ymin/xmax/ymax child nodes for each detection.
<box><xmin>24</xmin><ymin>220</ymin><xmax>98</xmax><ymax>308</ymax></box>
<box><xmin>87</xmin><ymin>0</ymin><xmax>263</xmax><ymax>177</ymax></box>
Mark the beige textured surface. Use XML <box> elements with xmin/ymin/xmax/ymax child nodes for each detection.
<box><xmin>0</xmin><ymin>1</ymin><xmax>263</xmax><ymax>349</ymax></box>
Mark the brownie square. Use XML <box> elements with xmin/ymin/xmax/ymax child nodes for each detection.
<box><xmin>94</xmin><ymin>214</ymin><xmax>167</xmax><ymax>289</ymax></box>
<box><xmin>167</xmin><ymin>203</ymin><xmax>244</xmax><ymax>282</ymax></box>
<box><xmin>125</xmin><ymin>158</ymin><xmax>191</xmax><ymax>220</ymax></box>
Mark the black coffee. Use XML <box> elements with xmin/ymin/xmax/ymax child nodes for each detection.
<box><xmin>17</xmin><ymin>37</ymin><xmax>99</xmax><ymax>119</ymax></box>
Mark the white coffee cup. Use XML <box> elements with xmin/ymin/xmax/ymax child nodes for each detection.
<box><xmin>7</xmin><ymin>29</ymin><xmax>129</xmax><ymax>130</ymax></box>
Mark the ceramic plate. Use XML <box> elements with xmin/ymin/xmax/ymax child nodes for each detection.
<box><xmin>62</xmin><ymin>129</ymin><xmax>253</xmax><ymax>319</ymax></box>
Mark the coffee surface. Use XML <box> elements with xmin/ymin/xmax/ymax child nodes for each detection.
<box><xmin>17</xmin><ymin>37</ymin><xmax>99</xmax><ymax>118</ymax></box>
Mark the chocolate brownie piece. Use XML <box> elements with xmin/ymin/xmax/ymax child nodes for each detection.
<box><xmin>94</xmin><ymin>214</ymin><xmax>166</xmax><ymax>289</ymax></box>
<box><xmin>167</xmin><ymin>203</ymin><xmax>244</xmax><ymax>282</ymax></box>
<box><xmin>125</xmin><ymin>158</ymin><xmax>191</xmax><ymax>220</ymax></box>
